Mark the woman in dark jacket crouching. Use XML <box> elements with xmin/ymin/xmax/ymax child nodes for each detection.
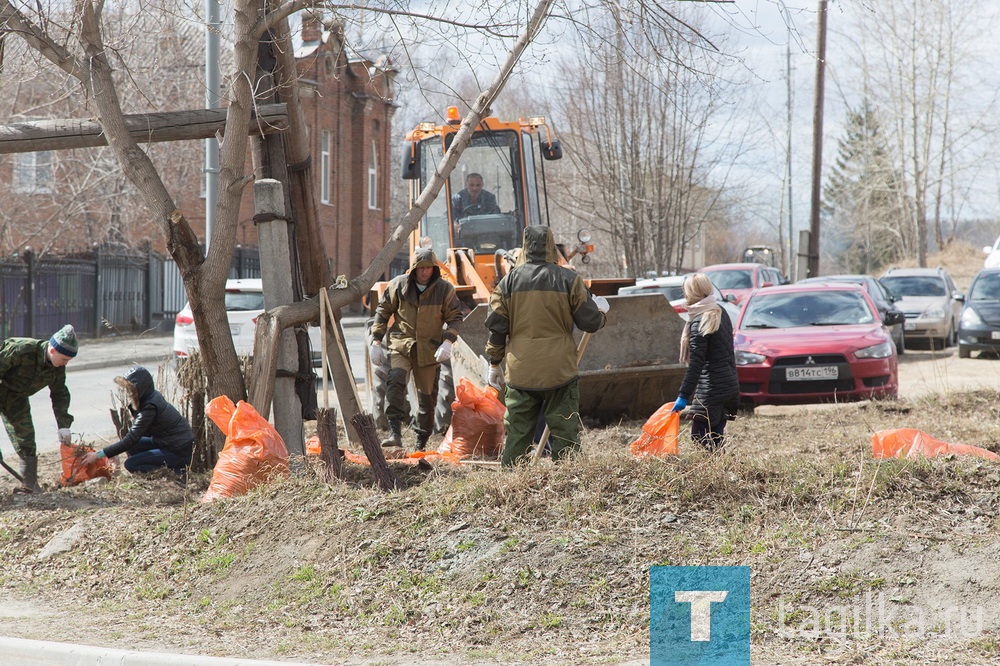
<box><xmin>79</xmin><ymin>366</ymin><xmax>194</xmax><ymax>475</ymax></box>
<box><xmin>671</xmin><ymin>273</ymin><xmax>739</xmax><ymax>451</ymax></box>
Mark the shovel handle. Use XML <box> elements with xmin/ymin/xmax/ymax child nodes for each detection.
<box><xmin>531</xmin><ymin>332</ymin><xmax>592</xmax><ymax>463</ymax></box>
<box><xmin>0</xmin><ymin>457</ymin><xmax>23</xmax><ymax>483</ymax></box>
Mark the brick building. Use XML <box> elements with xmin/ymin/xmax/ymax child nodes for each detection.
<box><xmin>0</xmin><ymin>14</ymin><xmax>396</xmax><ymax>285</ymax></box>
<box><xmin>231</xmin><ymin>15</ymin><xmax>397</xmax><ymax>282</ymax></box>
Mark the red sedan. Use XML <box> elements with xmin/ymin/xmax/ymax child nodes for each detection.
<box><xmin>735</xmin><ymin>283</ymin><xmax>901</xmax><ymax>411</ymax></box>
<box><xmin>700</xmin><ymin>262</ymin><xmax>785</xmax><ymax>304</ymax></box>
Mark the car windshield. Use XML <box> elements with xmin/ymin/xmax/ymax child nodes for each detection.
<box><xmin>618</xmin><ymin>284</ymin><xmax>685</xmax><ymax>300</ymax></box>
<box><xmin>880</xmin><ymin>276</ymin><xmax>946</xmax><ymax>297</ymax></box>
<box><xmin>225</xmin><ymin>291</ymin><xmax>265</xmax><ymax>311</ymax></box>
<box><xmin>704</xmin><ymin>269</ymin><xmax>753</xmax><ymax>290</ymax></box>
<box><xmin>741</xmin><ymin>291</ymin><xmax>875</xmax><ymax>329</ymax></box>
<box><xmin>970</xmin><ymin>273</ymin><xmax>1000</xmax><ymax>301</ymax></box>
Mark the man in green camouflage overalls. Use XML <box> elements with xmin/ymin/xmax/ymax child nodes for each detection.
<box><xmin>0</xmin><ymin>324</ymin><xmax>78</xmax><ymax>492</ymax></box>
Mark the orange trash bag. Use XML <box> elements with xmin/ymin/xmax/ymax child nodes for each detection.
<box><xmin>630</xmin><ymin>402</ymin><xmax>680</xmax><ymax>458</ymax></box>
<box><xmin>305</xmin><ymin>435</ymin><xmax>321</xmax><ymax>456</ymax></box>
<box><xmin>201</xmin><ymin>395</ymin><xmax>290</xmax><ymax>503</ymax></box>
<box><xmin>438</xmin><ymin>378</ymin><xmax>505</xmax><ymax>458</ymax></box>
<box><xmin>60</xmin><ymin>443</ymin><xmax>114</xmax><ymax>487</ymax></box>
<box><xmin>872</xmin><ymin>428</ymin><xmax>1000</xmax><ymax>462</ymax></box>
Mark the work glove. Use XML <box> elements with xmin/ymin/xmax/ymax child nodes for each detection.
<box><xmin>434</xmin><ymin>340</ymin><xmax>453</xmax><ymax>363</ymax></box>
<box><xmin>593</xmin><ymin>295</ymin><xmax>610</xmax><ymax>314</ymax></box>
<box><xmin>57</xmin><ymin>428</ymin><xmax>72</xmax><ymax>445</ymax></box>
<box><xmin>369</xmin><ymin>341</ymin><xmax>388</xmax><ymax>366</ymax></box>
<box><xmin>669</xmin><ymin>397</ymin><xmax>688</xmax><ymax>414</ymax></box>
<box><xmin>487</xmin><ymin>364</ymin><xmax>506</xmax><ymax>392</ymax></box>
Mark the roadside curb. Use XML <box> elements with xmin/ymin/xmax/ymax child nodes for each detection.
<box><xmin>0</xmin><ymin>636</ymin><xmax>325</xmax><ymax>665</ymax></box>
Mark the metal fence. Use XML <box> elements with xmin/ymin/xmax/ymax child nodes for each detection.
<box><xmin>0</xmin><ymin>246</ymin><xmax>260</xmax><ymax>339</ymax></box>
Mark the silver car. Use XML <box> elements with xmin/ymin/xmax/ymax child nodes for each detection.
<box><xmin>879</xmin><ymin>267</ymin><xmax>964</xmax><ymax>350</ymax></box>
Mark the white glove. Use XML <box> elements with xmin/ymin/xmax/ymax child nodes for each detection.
<box><xmin>434</xmin><ymin>340</ymin><xmax>453</xmax><ymax>363</ymax></box>
<box><xmin>369</xmin><ymin>341</ymin><xmax>388</xmax><ymax>366</ymax></box>
<box><xmin>487</xmin><ymin>364</ymin><xmax>506</xmax><ymax>391</ymax></box>
<box><xmin>57</xmin><ymin>428</ymin><xmax>72</xmax><ymax>445</ymax></box>
<box><xmin>593</xmin><ymin>295</ymin><xmax>610</xmax><ymax>314</ymax></box>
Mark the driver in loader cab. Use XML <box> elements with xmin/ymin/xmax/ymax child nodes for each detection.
<box><xmin>484</xmin><ymin>226</ymin><xmax>609</xmax><ymax>466</ymax></box>
<box><xmin>370</xmin><ymin>248</ymin><xmax>463</xmax><ymax>451</ymax></box>
<box><xmin>451</xmin><ymin>173</ymin><xmax>500</xmax><ymax>219</ymax></box>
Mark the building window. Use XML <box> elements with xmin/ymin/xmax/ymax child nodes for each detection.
<box><xmin>14</xmin><ymin>151</ymin><xmax>53</xmax><ymax>194</ymax></box>
<box><xmin>320</xmin><ymin>131</ymin><xmax>331</xmax><ymax>204</ymax></box>
<box><xmin>368</xmin><ymin>140</ymin><xmax>378</xmax><ymax>209</ymax></box>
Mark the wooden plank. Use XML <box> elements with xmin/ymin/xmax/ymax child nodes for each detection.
<box><xmin>0</xmin><ymin>104</ymin><xmax>288</xmax><ymax>154</ymax></box>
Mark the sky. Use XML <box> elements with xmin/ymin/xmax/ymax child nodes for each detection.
<box><xmin>294</xmin><ymin>0</ymin><xmax>1000</xmax><ymax>257</ymax></box>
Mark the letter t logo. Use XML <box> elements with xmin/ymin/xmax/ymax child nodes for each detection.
<box><xmin>674</xmin><ymin>590</ymin><xmax>729</xmax><ymax>641</ymax></box>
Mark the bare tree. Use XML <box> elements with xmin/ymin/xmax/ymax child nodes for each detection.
<box><xmin>544</xmin><ymin>5</ymin><xmax>749</xmax><ymax>278</ymax></box>
<box><xmin>844</xmin><ymin>0</ymin><xmax>998</xmax><ymax>265</ymax></box>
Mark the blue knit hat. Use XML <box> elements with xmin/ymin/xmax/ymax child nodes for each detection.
<box><xmin>49</xmin><ymin>325</ymin><xmax>78</xmax><ymax>358</ymax></box>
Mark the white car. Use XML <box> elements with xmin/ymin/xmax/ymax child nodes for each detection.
<box><xmin>173</xmin><ymin>278</ymin><xmax>322</xmax><ymax>363</ymax></box>
<box><xmin>983</xmin><ymin>236</ymin><xmax>1000</xmax><ymax>269</ymax></box>
<box><xmin>617</xmin><ymin>275</ymin><xmax>741</xmax><ymax>326</ymax></box>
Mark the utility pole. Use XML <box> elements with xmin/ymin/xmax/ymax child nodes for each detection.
<box><xmin>807</xmin><ymin>0</ymin><xmax>828</xmax><ymax>278</ymax></box>
<box><xmin>786</xmin><ymin>39</ymin><xmax>794</xmax><ymax>280</ymax></box>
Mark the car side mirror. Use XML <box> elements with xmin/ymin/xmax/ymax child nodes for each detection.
<box><xmin>884</xmin><ymin>310</ymin><xmax>906</xmax><ymax>326</ymax></box>
<box><xmin>725</xmin><ymin>294</ymin><xmax>737</xmax><ymax>304</ymax></box>
<box><xmin>760</xmin><ymin>281</ymin><xmax>774</xmax><ymax>288</ymax></box>
<box><xmin>985</xmin><ymin>246</ymin><xmax>993</xmax><ymax>255</ymax></box>
<box><xmin>954</xmin><ymin>292</ymin><xmax>965</xmax><ymax>303</ymax></box>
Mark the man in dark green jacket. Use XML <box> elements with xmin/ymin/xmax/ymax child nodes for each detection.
<box><xmin>0</xmin><ymin>325</ymin><xmax>78</xmax><ymax>492</ymax></box>
<box><xmin>370</xmin><ymin>248</ymin><xmax>463</xmax><ymax>450</ymax></box>
<box><xmin>485</xmin><ymin>226</ymin><xmax>608</xmax><ymax>466</ymax></box>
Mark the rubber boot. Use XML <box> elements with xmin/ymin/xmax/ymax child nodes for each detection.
<box><xmin>19</xmin><ymin>455</ymin><xmax>42</xmax><ymax>494</ymax></box>
<box><xmin>415</xmin><ymin>392</ymin><xmax>436</xmax><ymax>452</ymax></box>
<box><xmin>380</xmin><ymin>420</ymin><xmax>403</xmax><ymax>448</ymax></box>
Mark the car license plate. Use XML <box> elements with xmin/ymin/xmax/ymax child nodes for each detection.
<box><xmin>786</xmin><ymin>366</ymin><xmax>838</xmax><ymax>381</ymax></box>
<box><xmin>992</xmin><ymin>331</ymin><xmax>1000</xmax><ymax>340</ymax></box>
<box><xmin>230</xmin><ymin>325</ymin><xmax>240</xmax><ymax>336</ymax></box>
<box><xmin>904</xmin><ymin>321</ymin><xmax>916</xmax><ymax>331</ymax></box>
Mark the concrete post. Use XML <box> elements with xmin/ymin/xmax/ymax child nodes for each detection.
<box><xmin>253</xmin><ymin>178</ymin><xmax>304</xmax><ymax>469</ymax></box>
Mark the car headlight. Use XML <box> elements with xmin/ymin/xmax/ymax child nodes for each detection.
<box><xmin>923</xmin><ymin>306</ymin><xmax>945</xmax><ymax>319</ymax></box>
<box><xmin>961</xmin><ymin>307</ymin><xmax>983</xmax><ymax>327</ymax></box>
<box><xmin>855</xmin><ymin>341</ymin><xmax>894</xmax><ymax>359</ymax></box>
<box><xmin>736</xmin><ymin>350</ymin><xmax>767</xmax><ymax>365</ymax></box>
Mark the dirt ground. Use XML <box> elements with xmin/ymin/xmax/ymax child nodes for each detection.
<box><xmin>1</xmin><ymin>243</ymin><xmax>998</xmax><ymax>665</ymax></box>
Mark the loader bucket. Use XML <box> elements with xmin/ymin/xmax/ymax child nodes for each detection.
<box><xmin>450</xmin><ymin>294</ymin><xmax>687</xmax><ymax>423</ymax></box>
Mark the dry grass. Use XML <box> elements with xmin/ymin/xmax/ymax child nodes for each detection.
<box><xmin>1</xmin><ymin>391</ymin><xmax>1000</xmax><ymax>664</ymax></box>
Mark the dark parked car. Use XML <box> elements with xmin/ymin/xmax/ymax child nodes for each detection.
<box><xmin>958</xmin><ymin>268</ymin><xmax>1000</xmax><ymax>358</ymax></box>
<box><xmin>798</xmin><ymin>274</ymin><xmax>906</xmax><ymax>355</ymax></box>
<box><xmin>734</xmin><ymin>283</ymin><xmax>902</xmax><ymax>412</ymax></box>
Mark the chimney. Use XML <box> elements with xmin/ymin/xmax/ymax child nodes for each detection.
<box><xmin>301</xmin><ymin>13</ymin><xmax>323</xmax><ymax>44</ymax></box>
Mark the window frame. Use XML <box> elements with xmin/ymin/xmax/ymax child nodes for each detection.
<box><xmin>14</xmin><ymin>151</ymin><xmax>54</xmax><ymax>194</ymax></box>
<box><xmin>367</xmin><ymin>139</ymin><xmax>379</xmax><ymax>210</ymax></box>
<box><xmin>320</xmin><ymin>130</ymin><xmax>332</xmax><ymax>205</ymax></box>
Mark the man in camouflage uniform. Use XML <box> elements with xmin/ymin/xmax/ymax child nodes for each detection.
<box><xmin>370</xmin><ymin>248</ymin><xmax>462</xmax><ymax>450</ymax></box>
<box><xmin>0</xmin><ymin>324</ymin><xmax>78</xmax><ymax>492</ymax></box>
<box><xmin>485</xmin><ymin>226</ymin><xmax>608</xmax><ymax>466</ymax></box>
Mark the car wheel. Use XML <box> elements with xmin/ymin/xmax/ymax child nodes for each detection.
<box><xmin>895</xmin><ymin>331</ymin><xmax>905</xmax><ymax>356</ymax></box>
<box><xmin>958</xmin><ymin>344</ymin><xmax>971</xmax><ymax>359</ymax></box>
<box><xmin>737</xmin><ymin>400</ymin><xmax>755</xmax><ymax>417</ymax></box>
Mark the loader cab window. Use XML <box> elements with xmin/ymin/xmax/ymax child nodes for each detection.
<box><xmin>444</xmin><ymin>130</ymin><xmax>523</xmax><ymax>254</ymax></box>
<box><xmin>417</xmin><ymin>140</ymin><xmax>451</xmax><ymax>254</ymax></box>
